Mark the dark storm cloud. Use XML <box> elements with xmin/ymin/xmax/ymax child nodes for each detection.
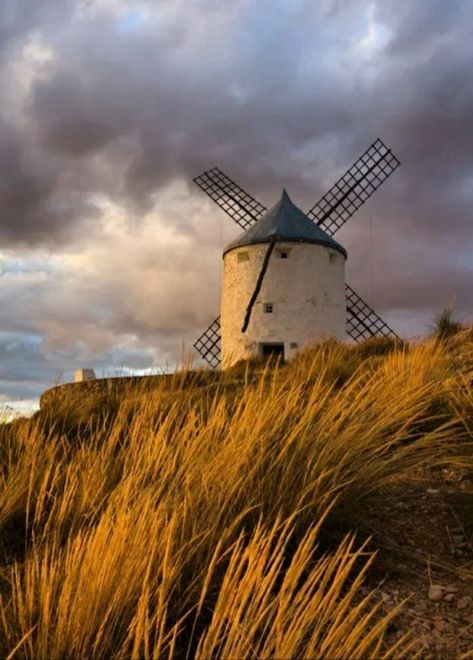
<box><xmin>3</xmin><ymin>0</ymin><xmax>369</xmax><ymax>241</ymax></box>
<box><xmin>3</xmin><ymin>0</ymin><xmax>470</xmax><ymax>239</ymax></box>
<box><xmin>0</xmin><ymin>0</ymin><xmax>472</xmax><ymax>402</ymax></box>
<box><xmin>0</xmin><ymin>117</ymin><xmax>102</xmax><ymax>244</ymax></box>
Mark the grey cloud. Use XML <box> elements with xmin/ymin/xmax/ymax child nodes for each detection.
<box><xmin>0</xmin><ymin>117</ymin><xmax>102</xmax><ymax>245</ymax></box>
<box><xmin>0</xmin><ymin>1</ymin><xmax>73</xmax><ymax>48</ymax></box>
<box><xmin>0</xmin><ymin>328</ymin><xmax>172</xmax><ymax>401</ymax></box>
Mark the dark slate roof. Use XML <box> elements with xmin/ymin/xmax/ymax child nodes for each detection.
<box><xmin>223</xmin><ymin>189</ymin><xmax>347</xmax><ymax>258</ymax></box>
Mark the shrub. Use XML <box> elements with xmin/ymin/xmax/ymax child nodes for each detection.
<box><xmin>431</xmin><ymin>305</ymin><xmax>463</xmax><ymax>340</ymax></box>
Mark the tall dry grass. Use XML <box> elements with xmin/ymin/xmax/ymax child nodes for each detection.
<box><xmin>0</xmin><ymin>334</ymin><xmax>472</xmax><ymax>658</ymax></box>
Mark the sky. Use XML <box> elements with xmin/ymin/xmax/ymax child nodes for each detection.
<box><xmin>0</xmin><ymin>0</ymin><xmax>472</xmax><ymax>410</ymax></box>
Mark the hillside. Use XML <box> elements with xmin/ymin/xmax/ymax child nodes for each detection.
<box><xmin>1</xmin><ymin>332</ymin><xmax>473</xmax><ymax>658</ymax></box>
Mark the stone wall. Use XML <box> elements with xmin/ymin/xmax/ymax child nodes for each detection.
<box><xmin>39</xmin><ymin>375</ymin><xmax>168</xmax><ymax>409</ymax></box>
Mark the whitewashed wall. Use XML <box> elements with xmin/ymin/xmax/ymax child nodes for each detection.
<box><xmin>220</xmin><ymin>242</ymin><xmax>346</xmax><ymax>368</ymax></box>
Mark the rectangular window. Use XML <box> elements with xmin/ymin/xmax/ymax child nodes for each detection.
<box><xmin>264</xmin><ymin>303</ymin><xmax>273</xmax><ymax>314</ymax></box>
<box><xmin>290</xmin><ymin>342</ymin><xmax>299</xmax><ymax>349</ymax></box>
<box><xmin>329</xmin><ymin>252</ymin><xmax>337</xmax><ymax>264</ymax></box>
<box><xmin>277</xmin><ymin>248</ymin><xmax>290</xmax><ymax>259</ymax></box>
<box><xmin>238</xmin><ymin>251</ymin><xmax>249</xmax><ymax>262</ymax></box>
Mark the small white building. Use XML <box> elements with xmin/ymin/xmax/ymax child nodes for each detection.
<box><xmin>220</xmin><ymin>189</ymin><xmax>347</xmax><ymax>368</ymax></box>
<box><xmin>74</xmin><ymin>368</ymin><xmax>96</xmax><ymax>382</ymax></box>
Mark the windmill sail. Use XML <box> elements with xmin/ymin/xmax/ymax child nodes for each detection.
<box><xmin>193</xmin><ymin>316</ymin><xmax>221</xmax><ymax>368</ymax></box>
<box><xmin>193</xmin><ymin>141</ymin><xmax>401</xmax><ymax>366</ymax></box>
<box><xmin>307</xmin><ymin>139</ymin><xmax>400</xmax><ymax>236</ymax></box>
<box><xmin>193</xmin><ymin>168</ymin><xmax>267</xmax><ymax>230</ymax></box>
<box><xmin>345</xmin><ymin>284</ymin><xmax>398</xmax><ymax>342</ymax></box>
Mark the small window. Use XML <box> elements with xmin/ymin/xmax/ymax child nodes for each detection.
<box><xmin>238</xmin><ymin>251</ymin><xmax>249</xmax><ymax>263</ymax></box>
<box><xmin>264</xmin><ymin>303</ymin><xmax>273</xmax><ymax>314</ymax></box>
<box><xmin>290</xmin><ymin>342</ymin><xmax>299</xmax><ymax>349</ymax></box>
<box><xmin>329</xmin><ymin>252</ymin><xmax>337</xmax><ymax>264</ymax></box>
<box><xmin>277</xmin><ymin>248</ymin><xmax>290</xmax><ymax>259</ymax></box>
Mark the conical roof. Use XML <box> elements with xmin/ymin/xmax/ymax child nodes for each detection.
<box><xmin>223</xmin><ymin>189</ymin><xmax>347</xmax><ymax>258</ymax></box>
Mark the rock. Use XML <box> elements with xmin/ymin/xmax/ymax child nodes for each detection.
<box><xmin>433</xmin><ymin>619</ymin><xmax>450</xmax><ymax>633</ymax></box>
<box><xmin>457</xmin><ymin>596</ymin><xmax>472</xmax><ymax>610</ymax></box>
<box><xmin>444</xmin><ymin>593</ymin><xmax>455</xmax><ymax>602</ymax></box>
<box><xmin>429</xmin><ymin>584</ymin><xmax>445</xmax><ymax>601</ymax></box>
<box><xmin>444</xmin><ymin>585</ymin><xmax>459</xmax><ymax>593</ymax></box>
<box><xmin>427</xmin><ymin>488</ymin><xmax>440</xmax><ymax>494</ymax></box>
<box><xmin>452</xmin><ymin>534</ymin><xmax>468</xmax><ymax>548</ymax></box>
<box><xmin>381</xmin><ymin>591</ymin><xmax>393</xmax><ymax>603</ymax></box>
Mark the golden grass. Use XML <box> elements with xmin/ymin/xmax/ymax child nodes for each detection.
<box><xmin>0</xmin><ymin>334</ymin><xmax>472</xmax><ymax>658</ymax></box>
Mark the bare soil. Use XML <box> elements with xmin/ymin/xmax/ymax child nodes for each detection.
<box><xmin>364</xmin><ymin>468</ymin><xmax>473</xmax><ymax>657</ymax></box>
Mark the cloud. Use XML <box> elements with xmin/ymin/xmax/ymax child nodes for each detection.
<box><xmin>0</xmin><ymin>0</ymin><xmax>472</xmax><ymax>400</ymax></box>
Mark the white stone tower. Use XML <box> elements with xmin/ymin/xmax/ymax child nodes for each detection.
<box><xmin>220</xmin><ymin>189</ymin><xmax>347</xmax><ymax>368</ymax></box>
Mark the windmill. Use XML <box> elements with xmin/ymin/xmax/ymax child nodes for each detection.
<box><xmin>192</xmin><ymin>138</ymin><xmax>400</xmax><ymax>368</ymax></box>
